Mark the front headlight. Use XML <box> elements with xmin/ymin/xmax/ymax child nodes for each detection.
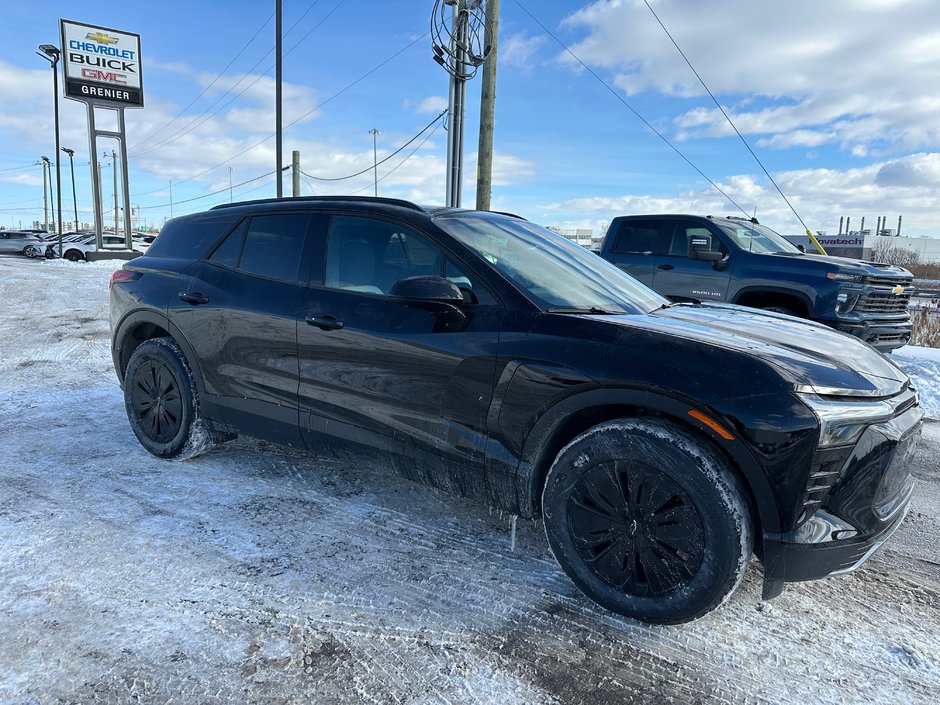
<box><xmin>798</xmin><ymin>393</ymin><xmax>895</xmax><ymax>448</ymax></box>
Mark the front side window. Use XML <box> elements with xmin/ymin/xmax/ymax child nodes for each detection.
<box><xmin>324</xmin><ymin>215</ymin><xmax>495</xmax><ymax>303</ymax></box>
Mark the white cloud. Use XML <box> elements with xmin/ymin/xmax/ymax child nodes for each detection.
<box><xmin>561</xmin><ymin>0</ymin><xmax>940</xmax><ymax>154</ymax></box>
<box><xmin>406</xmin><ymin>96</ymin><xmax>449</xmax><ymax>114</ymax></box>
<box><xmin>500</xmin><ymin>32</ymin><xmax>549</xmax><ymax>69</ymax></box>
<box><xmin>537</xmin><ymin>153</ymin><xmax>940</xmax><ymax>237</ymax></box>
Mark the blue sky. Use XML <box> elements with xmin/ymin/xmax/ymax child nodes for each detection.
<box><xmin>2</xmin><ymin>0</ymin><xmax>940</xmax><ymax>237</ymax></box>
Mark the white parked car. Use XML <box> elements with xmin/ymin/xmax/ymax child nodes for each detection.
<box><xmin>61</xmin><ymin>234</ymin><xmax>148</xmax><ymax>261</ymax></box>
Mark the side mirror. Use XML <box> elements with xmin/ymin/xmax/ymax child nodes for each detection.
<box><xmin>688</xmin><ymin>234</ymin><xmax>721</xmax><ymax>261</ymax></box>
<box><xmin>797</xmin><ymin>244</ymin><xmax>806</xmax><ymax>253</ymax></box>
<box><xmin>390</xmin><ymin>275</ymin><xmax>464</xmax><ymax>303</ymax></box>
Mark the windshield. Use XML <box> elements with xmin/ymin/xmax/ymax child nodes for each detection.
<box><xmin>434</xmin><ymin>212</ymin><xmax>666</xmax><ymax>314</ymax></box>
<box><xmin>716</xmin><ymin>220</ymin><xmax>801</xmax><ymax>255</ymax></box>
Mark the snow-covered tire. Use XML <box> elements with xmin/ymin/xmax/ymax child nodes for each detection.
<box><xmin>542</xmin><ymin>418</ymin><xmax>753</xmax><ymax>625</ymax></box>
<box><xmin>123</xmin><ymin>337</ymin><xmax>216</xmax><ymax>460</ymax></box>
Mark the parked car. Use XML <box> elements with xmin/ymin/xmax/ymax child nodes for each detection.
<box><xmin>0</xmin><ymin>230</ymin><xmax>49</xmax><ymax>257</ymax></box>
<box><xmin>110</xmin><ymin>197</ymin><xmax>923</xmax><ymax>624</ymax></box>
<box><xmin>62</xmin><ymin>233</ymin><xmax>146</xmax><ymax>261</ymax></box>
<box><xmin>598</xmin><ymin>215</ymin><xmax>913</xmax><ymax>352</ymax></box>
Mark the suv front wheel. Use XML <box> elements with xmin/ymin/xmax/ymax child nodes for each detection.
<box><xmin>123</xmin><ymin>337</ymin><xmax>216</xmax><ymax>460</ymax></box>
<box><xmin>542</xmin><ymin>418</ymin><xmax>753</xmax><ymax>624</ymax></box>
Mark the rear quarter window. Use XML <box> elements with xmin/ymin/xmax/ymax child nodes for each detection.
<box><xmin>146</xmin><ymin>213</ymin><xmax>242</xmax><ymax>260</ymax></box>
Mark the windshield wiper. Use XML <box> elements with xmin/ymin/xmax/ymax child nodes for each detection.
<box><xmin>547</xmin><ymin>306</ymin><xmax>626</xmax><ymax>315</ymax></box>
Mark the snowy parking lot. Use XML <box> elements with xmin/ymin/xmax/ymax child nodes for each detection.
<box><xmin>1</xmin><ymin>256</ymin><xmax>939</xmax><ymax>704</ymax></box>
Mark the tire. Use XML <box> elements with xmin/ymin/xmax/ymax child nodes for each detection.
<box><xmin>64</xmin><ymin>249</ymin><xmax>84</xmax><ymax>262</ymax></box>
<box><xmin>123</xmin><ymin>337</ymin><xmax>216</xmax><ymax>460</ymax></box>
<box><xmin>23</xmin><ymin>246</ymin><xmax>37</xmax><ymax>258</ymax></box>
<box><xmin>761</xmin><ymin>305</ymin><xmax>798</xmax><ymax>317</ymax></box>
<box><xmin>542</xmin><ymin>418</ymin><xmax>753</xmax><ymax>624</ymax></box>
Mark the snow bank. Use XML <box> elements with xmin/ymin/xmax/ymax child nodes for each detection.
<box><xmin>895</xmin><ymin>346</ymin><xmax>940</xmax><ymax>420</ymax></box>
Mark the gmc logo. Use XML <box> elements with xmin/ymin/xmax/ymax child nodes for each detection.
<box><xmin>81</xmin><ymin>68</ymin><xmax>128</xmax><ymax>84</ymax></box>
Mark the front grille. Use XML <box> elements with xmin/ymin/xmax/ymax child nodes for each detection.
<box><xmin>868</xmin><ymin>275</ymin><xmax>913</xmax><ymax>289</ymax></box>
<box><xmin>855</xmin><ymin>291</ymin><xmax>912</xmax><ymax>315</ymax></box>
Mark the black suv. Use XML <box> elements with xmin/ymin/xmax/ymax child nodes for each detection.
<box><xmin>110</xmin><ymin>197</ymin><xmax>923</xmax><ymax>624</ymax></box>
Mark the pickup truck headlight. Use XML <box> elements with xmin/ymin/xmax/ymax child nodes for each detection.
<box><xmin>798</xmin><ymin>393</ymin><xmax>895</xmax><ymax>448</ymax></box>
<box><xmin>826</xmin><ymin>272</ymin><xmax>865</xmax><ymax>283</ymax></box>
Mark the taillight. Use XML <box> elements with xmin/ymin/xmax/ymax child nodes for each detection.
<box><xmin>110</xmin><ymin>269</ymin><xmax>139</xmax><ymax>289</ymax></box>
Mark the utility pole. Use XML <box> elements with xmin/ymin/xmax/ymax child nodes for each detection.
<box><xmin>432</xmin><ymin>0</ymin><xmax>491</xmax><ymax>208</ymax></box>
<box><xmin>112</xmin><ymin>149</ymin><xmax>119</xmax><ymax>237</ymax></box>
<box><xmin>291</xmin><ymin>150</ymin><xmax>301</xmax><ymax>197</ymax></box>
<box><xmin>369</xmin><ymin>129</ymin><xmax>380</xmax><ymax>197</ymax></box>
<box><xmin>476</xmin><ymin>0</ymin><xmax>499</xmax><ymax>211</ymax></box>
<box><xmin>275</xmin><ymin>0</ymin><xmax>283</xmax><ymax>198</ymax></box>
<box><xmin>62</xmin><ymin>148</ymin><xmax>78</xmax><ymax>231</ymax></box>
<box><xmin>229</xmin><ymin>166</ymin><xmax>234</xmax><ymax>202</ymax></box>
<box><xmin>39</xmin><ymin>158</ymin><xmax>49</xmax><ymax>231</ymax></box>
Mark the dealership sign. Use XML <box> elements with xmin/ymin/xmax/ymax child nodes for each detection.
<box><xmin>60</xmin><ymin>19</ymin><xmax>143</xmax><ymax>107</ymax></box>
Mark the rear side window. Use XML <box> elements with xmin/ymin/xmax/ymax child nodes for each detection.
<box><xmin>611</xmin><ymin>220</ymin><xmax>668</xmax><ymax>255</ymax></box>
<box><xmin>147</xmin><ymin>213</ymin><xmax>242</xmax><ymax>259</ymax></box>
<box><xmin>237</xmin><ymin>213</ymin><xmax>311</xmax><ymax>282</ymax></box>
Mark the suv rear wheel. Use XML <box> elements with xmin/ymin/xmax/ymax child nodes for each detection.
<box><xmin>123</xmin><ymin>337</ymin><xmax>217</xmax><ymax>460</ymax></box>
<box><xmin>542</xmin><ymin>418</ymin><xmax>752</xmax><ymax>624</ymax></box>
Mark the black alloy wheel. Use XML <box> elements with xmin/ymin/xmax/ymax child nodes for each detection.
<box><xmin>567</xmin><ymin>460</ymin><xmax>705</xmax><ymax>597</ymax></box>
<box><xmin>123</xmin><ymin>337</ymin><xmax>211</xmax><ymax>459</ymax></box>
<box><xmin>542</xmin><ymin>418</ymin><xmax>752</xmax><ymax>624</ymax></box>
<box><xmin>130</xmin><ymin>358</ymin><xmax>184</xmax><ymax>445</ymax></box>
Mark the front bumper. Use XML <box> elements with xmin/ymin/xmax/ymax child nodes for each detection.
<box><xmin>760</xmin><ymin>403</ymin><xmax>923</xmax><ymax>598</ymax></box>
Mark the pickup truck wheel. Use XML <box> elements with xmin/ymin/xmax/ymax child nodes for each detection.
<box><xmin>761</xmin><ymin>305</ymin><xmax>798</xmax><ymax>316</ymax></box>
<box><xmin>124</xmin><ymin>337</ymin><xmax>217</xmax><ymax>460</ymax></box>
<box><xmin>542</xmin><ymin>418</ymin><xmax>752</xmax><ymax>624</ymax></box>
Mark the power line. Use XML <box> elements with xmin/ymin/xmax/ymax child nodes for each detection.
<box><xmin>301</xmin><ymin>109</ymin><xmax>447</xmax><ymax>181</ymax></box>
<box><xmin>133</xmin><ymin>29</ymin><xmax>431</xmax><ymax>198</ymax></box>
<box><xmin>128</xmin><ymin>9</ymin><xmax>277</xmax><ymax>152</ymax></box>
<box><xmin>350</xmin><ymin>120</ymin><xmax>445</xmax><ymax>195</ymax></box>
<box><xmin>512</xmin><ymin>0</ymin><xmax>749</xmax><ymax>217</ymax></box>
<box><xmin>138</xmin><ymin>167</ymin><xmax>288</xmax><ymax>210</ymax></box>
<box><xmin>130</xmin><ymin>0</ymin><xmax>346</xmax><ymax>159</ymax></box>
<box><xmin>642</xmin><ymin>0</ymin><xmax>812</xmax><ymax>231</ymax></box>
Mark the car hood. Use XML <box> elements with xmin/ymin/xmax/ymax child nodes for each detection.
<box><xmin>773</xmin><ymin>251</ymin><xmax>911</xmax><ymax>277</ymax></box>
<box><xmin>607</xmin><ymin>303</ymin><xmax>909</xmax><ymax>396</ymax></box>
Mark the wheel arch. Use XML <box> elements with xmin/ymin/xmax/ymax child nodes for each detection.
<box><xmin>731</xmin><ymin>287</ymin><xmax>812</xmax><ymax>318</ymax></box>
<box><xmin>112</xmin><ymin>311</ymin><xmax>206</xmax><ymax>396</ymax></box>
<box><xmin>514</xmin><ymin>388</ymin><xmax>781</xmax><ymax>537</ymax></box>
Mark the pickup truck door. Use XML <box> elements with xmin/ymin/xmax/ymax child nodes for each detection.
<box><xmin>652</xmin><ymin>220</ymin><xmax>733</xmax><ymax>303</ymax></box>
<box><xmin>602</xmin><ymin>218</ymin><xmax>668</xmax><ymax>286</ymax></box>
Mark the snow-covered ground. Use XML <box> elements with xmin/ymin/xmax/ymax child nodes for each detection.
<box><xmin>1</xmin><ymin>256</ymin><xmax>939</xmax><ymax>705</ymax></box>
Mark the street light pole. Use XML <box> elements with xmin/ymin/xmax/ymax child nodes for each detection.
<box><xmin>369</xmin><ymin>128</ymin><xmax>380</xmax><ymax>197</ymax></box>
<box><xmin>39</xmin><ymin>158</ymin><xmax>49</xmax><ymax>231</ymax></box>
<box><xmin>38</xmin><ymin>44</ymin><xmax>63</xmax><ymax>256</ymax></box>
<box><xmin>61</xmin><ymin>148</ymin><xmax>78</xmax><ymax>231</ymax></box>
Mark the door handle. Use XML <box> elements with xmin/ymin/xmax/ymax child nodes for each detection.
<box><xmin>657</xmin><ymin>264</ymin><xmax>675</xmax><ymax>271</ymax></box>
<box><xmin>178</xmin><ymin>291</ymin><xmax>210</xmax><ymax>305</ymax></box>
<box><xmin>306</xmin><ymin>314</ymin><xmax>345</xmax><ymax>331</ymax></box>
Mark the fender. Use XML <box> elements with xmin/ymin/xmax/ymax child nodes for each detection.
<box><xmin>730</xmin><ymin>284</ymin><xmax>814</xmax><ymax>314</ymax></box>
<box><xmin>512</xmin><ymin>387</ymin><xmax>782</xmax><ymax>535</ymax></box>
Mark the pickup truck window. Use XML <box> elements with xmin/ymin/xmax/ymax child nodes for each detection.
<box><xmin>717</xmin><ymin>221</ymin><xmax>801</xmax><ymax>255</ymax></box>
<box><xmin>611</xmin><ymin>219</ymin><xmax>667</xmax><ymax>255</ymax></box>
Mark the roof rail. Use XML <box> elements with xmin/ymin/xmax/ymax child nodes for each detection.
<box><xmin>210</xmin><ymin>195</ymin><xmax>425</xmax><ymax>212</ymax></box>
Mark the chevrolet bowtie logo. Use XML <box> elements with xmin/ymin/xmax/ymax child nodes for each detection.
<box><xmin>892</xmin><ymin>285</ymin><xmax>906</xmax><ymax>295</ymax></box>
<box><xmin>86</xmin><ymin>32</ymin><xmax>119</xmax><ymax>45</ymax></box>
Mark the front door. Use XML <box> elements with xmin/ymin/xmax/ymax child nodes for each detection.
<box><xmin>297</xmin><ymin>214</ymin><xmax>503</xmax><ymax>496</ymax></box>
<box><xmin>652</xmin><ymin>220</ymin><xmax>734</xmax><ymax>303</ymax></box>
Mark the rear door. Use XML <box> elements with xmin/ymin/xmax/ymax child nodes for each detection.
<box><xmin>297</xmin><ymin>213</ymin><xmax>503</xmax><ymax>494</ymax></box>
<box><xmin>603</xmin><ymin>218</ymin><xmax>668</xmax><ymax>286</ymax></box>
<box><xmin>651</xmin><ymin>219</ymin><xmax>734</xmax><ymax>303</ymax></box>
<box><xmin>172</xmin><ymin>211</ymin><xmax>316</xmax><ymax>446</ymax></box>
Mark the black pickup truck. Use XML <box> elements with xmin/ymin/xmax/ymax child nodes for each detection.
<box><xmin>599</xmin><ymin>214</ymin><xmax>913</xmax><ymax>351</ymax></box>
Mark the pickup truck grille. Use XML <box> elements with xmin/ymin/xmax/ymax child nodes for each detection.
<box><xmin>854</xmin><ymin>276</ymin><xmax>914</xmax><ymax>315</ymax></box>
